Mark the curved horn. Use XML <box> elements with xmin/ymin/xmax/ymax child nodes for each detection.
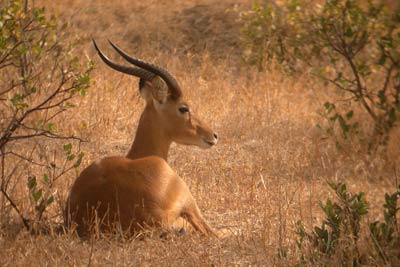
<box><xmin>93</xmin><ymin>40</ymin><xmax>155</xmax><ymax>81</ymax></box>
<box><xmin>108</xmin><ymin>40</ymin><xmax>182</xmax><ymax>99</ymax></box>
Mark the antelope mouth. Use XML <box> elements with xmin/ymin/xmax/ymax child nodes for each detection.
<box><xmin>202</xmin><ymin>138</ymin><xmax>217</xmax><ymax>147</ymax></box>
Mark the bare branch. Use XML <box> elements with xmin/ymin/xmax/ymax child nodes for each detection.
<box><xmin>8</xmin><ymin>131</ymin><xmax>85</xmax><ymax>143</ymax></box>
<box><xmin>0</xmin><ymin>187</ymin><xmax>30</xmax><ymax>231</ymax></box>
<box><xmin>381</xmin><ymin>64</ymin><xmax>394</xmax><ymax>96</ymax></box>
<box><xmin>0</xmin><ymin>149</ymin><xmax>30</xmax><ymax>231</ymax></box>
<box><xmin>4</xmin><ymin>151</ymin><xmax>51</xmax><ymax>168</ymax></box>
<box><xmin>313</xmin><ymin>73</ymin><xmax>357</xmax><ymax>94</ymax></box>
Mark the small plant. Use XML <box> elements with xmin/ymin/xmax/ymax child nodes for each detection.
<box><xmin>26</xmin><ymin>143</ymin><xmax>84</xmax><ymax>224</ymax></box>
<box><xmin>296</xmin><ymin>182</ymin><xmax>368</xmax><ymax>265</ymax></box>
<box><xmin>369</xmin><ymin>185</ymin><xmax>400</xmax><ymax>266</ymax></box>
<box><xmin>296</xmin><ymin>182</ymin><xmax>400</xmax><ymax>266</ymax></box>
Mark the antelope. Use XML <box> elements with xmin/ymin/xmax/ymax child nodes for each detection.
<box><xmin>64</xmin><ymin>40</ymin><xmax>219</xmax><ymax>238</ymax></box>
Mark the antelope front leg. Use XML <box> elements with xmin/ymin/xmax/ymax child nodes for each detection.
<box><xmin>181</xmin><ymin>201</ymin><xmax>219</xmax><ymax>238</ymax></box>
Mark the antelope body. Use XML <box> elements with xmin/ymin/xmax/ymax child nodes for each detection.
<box><xmin>65</xmin><ymin>41</ymin><xmax>219</xmax><ymax>237</ymax></box>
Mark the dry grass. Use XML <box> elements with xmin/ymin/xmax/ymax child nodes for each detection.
<box><xmin>0</xmin><ymin>0</ymin><xmax>399</xmax><ymax>266</ymax></box>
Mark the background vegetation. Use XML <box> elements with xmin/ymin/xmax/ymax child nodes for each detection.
<box><xmin>0</xmin><ymin>0</ymin><xmax>398</xmax><ymax>266</ymax></box>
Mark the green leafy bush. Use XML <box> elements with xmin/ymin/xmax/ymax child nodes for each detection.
<box><xmin>296</xmin><ymin>182</ymin><xmax>400</xmax><ymax>266</ymax></box>
<box><xmin>369</xmin><ymin>185</ymin><xmax>400</xmax><ymax>265</ymax></box>
<box><xmin>0</xmin><ymin>0</ymin><xmax>92</xmax><ymax>232</ymax></box>
<box><xmin>296</xmin><ymin>182</ymin><xmax>368</xmax><ymax>265</ymax></box>
<box><xmin>240</xmin><ymin>0</ymin><xmax>315</xmax><ymax>72</ymax></box>
<box><xmin>241</xmin><ymin>0</ymin><xmax>400</xmax><ymax>152</ymax></box>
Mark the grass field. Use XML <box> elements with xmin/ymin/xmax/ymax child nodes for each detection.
<box><xmin>0</xmin><ymin>0</ymin><xmax>399</xmax><ymax>266</ymax></box>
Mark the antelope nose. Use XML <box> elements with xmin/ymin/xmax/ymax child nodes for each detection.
<box><xmin>213</xmin><ymin>133</ymin><xmax>218</xmax><ymax>140</ymax></box>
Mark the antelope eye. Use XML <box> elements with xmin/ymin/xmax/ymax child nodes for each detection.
<box><xmin>178</xmin><ymin>106</ymin><xmax>189</xmax><ymax>114</ymax></box>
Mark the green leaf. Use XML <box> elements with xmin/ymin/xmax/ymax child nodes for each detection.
<box><xmin>9</xmin><ymin>93</ymin><xmax>28</xmax><ymax>109</ymax></box>
<box><xmin>314</xmin><ymin>226</ymin><xmax>327</xmax><ymax>239</ymax></box>
<box><xmin>323</xmin><ymin>102</ymin><xmax>335</xmax><ymax>113</ymax></box>
<box><xmin>65</xmin><ymin>102</ymin><xmax>76</xmax><ymax>108</ymax></box>
<box><xmin>73</xmin><ymin>73</ymin><xmax>91</xmax><ymax>96</ymax></box>
<box><xmin>330</xmin><ymin>114</ymin><xmax>338</xmax><ymax>121</ymax></box>
<box><xmin>79</xmin><ymin>73</ymin><xmax>90</xmax><ymax>85</ymax></box>
<box><xmin>87</xmin><ymin>59</ymin><xmax>94</xmax><ymax>69</ymax></box>
<box><xmin>337</xmin><ymin>116</ymin><xmax>349</xmax><ymax>136</ymax></box>
<box><xmin>27</xmin><ymin>176</ymin><xmax>37</xmax><ymax>190</ymax></box>
<box><xmin>358</xmin><ymin>206</ymin><xmax>368</xmax><ymax>215</ymax></box>
<box><xmin>33</xmin><ymin>189</ymin><xmax>42</xmax><ymax>202</ymax></box>
<box><xmin>346</xmin><ymin>110</ymin><xmax>354</xmax><ymax>119</ymax></box>
<box><xmin>378</xmin><ymin>55</ymin><xmax>386</xmax><ymax>65</ymax></box>
<box><xmin>338</xmin><ymin>183</ymin><xmax>346</xmax><ymax>195</ymax></box>
<box><xmin>46</xmin><ymin>123</ymin><xmax>56</xmax><ymax>133</ymax></box>
<box><xmin>63</xmin><ymin>143</ymin><xmax>72</xmax><ymax>154</ymax></box>
<box><xmin>344</xmin><ymin>25</ymin><xmax>354</xmax><ymax>37</ymax></box>
<box><xmin>42</xmin><ymin>174</ymin><xmax>49</xmax><ymax>185</ymax></box>
<box><xmin>73</xmin><ymin>152</ymin><xmax>84</xmax><ymax>168</ymax></box>
<box><xmin>45</xmin><ymin>195</ymin><xmax>54</xmax><ymax>206</ymax></box>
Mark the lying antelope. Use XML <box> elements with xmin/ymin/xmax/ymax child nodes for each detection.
<box><xmin>64</xmin><ymin>40</ymin><xmax>219</xmax><ymax>238</ymax></box>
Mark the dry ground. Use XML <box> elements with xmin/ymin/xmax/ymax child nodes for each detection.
<box><xmin>0</xmin><ymin>0</ymin><xmax>399</xmax><ymax>266</ymax></box>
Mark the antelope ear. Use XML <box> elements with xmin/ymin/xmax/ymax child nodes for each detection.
<box><xmin>139</xmin><ymin>80</ymin><xmax>155</xmax><ymax>102</ymax></box>
<box><xmin>150</xmin><ymin>76</ymin><xmax>169</xmax><ymax>104</ymax></box>
<box><xmin>139</xmin><ymin>76</ymin><xmax>169</xmax><ymax>106</ymax></box>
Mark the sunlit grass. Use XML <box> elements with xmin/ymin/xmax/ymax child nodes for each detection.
<box><xmin>0</xmin><ymin>0</ymin><xmax>398</xmax><ymax>266</ymax></box>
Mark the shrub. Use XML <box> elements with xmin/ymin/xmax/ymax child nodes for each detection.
<box><xmin>241</xmin><ymin>0</ymin><xmax>400</xmax><ymax>152</ymax></box>
<box><xmin>240</xmin><ymin>0</ymin><xmax>315</xmax><ymax>72</ymax></box>
<box><xmin>0</xmin><ymin>0</ymin><xmax>92</xmax><ymax>232</ymax></box>
<box><xmin>369</xmin><ymin>185</ymin><xmax>400</xmax><ymax>265</ymax></box>
<box><xmin>296</xmin><ymin>182</ymin><xmax>368</xmax><ymax>265</ymax></box>
<box><xmin>296</xmin><ymin>182</ymin><xmax>400</xmax><ymax>266</ymax></box>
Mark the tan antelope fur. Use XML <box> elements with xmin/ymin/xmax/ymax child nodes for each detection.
<box><xmin>64</xmin><ymin>40</ymin><xmax>219</xmax><ymax>238</ymax></box>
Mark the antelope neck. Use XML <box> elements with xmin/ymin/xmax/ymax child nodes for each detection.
<box><xmin>126</xmin><ymin>105</ymin><xmax>171</xmax><ymax>161</ymax></box>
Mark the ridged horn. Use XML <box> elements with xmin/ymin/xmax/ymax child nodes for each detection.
<box><xmin>108</xmin><ymin>40</ymin><xmax>182</xmax><ymax>99</ymax></box>
<box><xmin>93</xmin><ymin>40</ymin><xmax>155</xmax><ymax>81</ymax></box>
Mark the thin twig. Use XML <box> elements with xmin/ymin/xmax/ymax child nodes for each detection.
<box><xmin>8</xmin><ymin>132</ymin><xmax>85</xmax><ymax>142</ymax></box>
<box><xmin>5</xmin><ymin>151</ymin><xmax>51</xmax><ymax>168</ymax></box>
<box><xmin>0</xmin><ymin>187</ymin><xmax>30</xmax><ymax>231</ymax></box>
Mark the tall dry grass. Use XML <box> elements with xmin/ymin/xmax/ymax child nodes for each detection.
<box><xmin>0</xmin><ymin>0</ymin><xmax>399</xmax><ymax>266</ymax></box>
